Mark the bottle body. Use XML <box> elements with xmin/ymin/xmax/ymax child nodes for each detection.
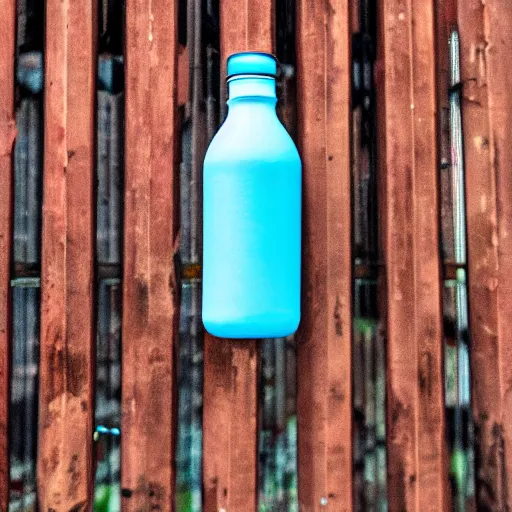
<box><xmin>202</xmin><ymin>76</ymin><xmax>301</xmax><ymax>338</ymax></box>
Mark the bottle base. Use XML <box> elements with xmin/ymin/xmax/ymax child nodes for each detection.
<box><xmin>202</xmin><ymin>311</ymin><xmax>300</xmax><ymax>339</ymax></box>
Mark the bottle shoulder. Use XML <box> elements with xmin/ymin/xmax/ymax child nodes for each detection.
<box><xmin>204</xmin><ymin>108</ymin><xmax>301</xmax><ymax>165</ymax></box>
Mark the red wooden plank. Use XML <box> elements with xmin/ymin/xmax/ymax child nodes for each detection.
<box><xmin>458</xmin><ymin>0</ymin><xmax>512</xmax><ymax>508</ymax></box>
<box><xmin>0</xmin><ymin>0</ymin><xmax>16</xmax><ymax>508</ymax></box>
<box><xmin>37</xmin><ymin>0</ymin><xmax>97</xmax><ymax>508</ymax></box>
<box><xmin>203</xmin><ymin>339</ymin><xmax>260</xmax><ymax>511</ymax></box>
<box><xmin>202</xmin><ymin>1</ymin><xmax>273</xmax><ymax>510</ymax></box>
<box><xmin>178</xmin><ymin>45</ymin><xmax>190</xmax><ymax>107</ymax></box>
<box><xmin>351</xmin><ymin>0</ymin><xmax>359</xmax><ymax>35</ymax></box>
<box><xmin>121</xmin><ymin>0</ymin><xmax>180</xmax><ymax>509</ymax></box>
<box><xmin>219</xmin><ymin>0</ymin><xmax>273</xmax><ymax>66</ymax></box>
<box><xmin>377</xmin><ymin>0</ymin><xmax>449</xmax><ymax>510</ymax></box>
<box><xmin>218</xmin><ymin>0</ymin><xmax>274</xmax><ymax>120</ymax></box>
<box><xmin>295</xmin><ymin>0</ymin><xmax>353</xmax><ymax>509</ymax></box>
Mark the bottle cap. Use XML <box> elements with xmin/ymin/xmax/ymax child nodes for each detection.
<box><xmin>227</xmin><ymin>52</ymin><xmax>277</xmax><ymax>79</ymax></box>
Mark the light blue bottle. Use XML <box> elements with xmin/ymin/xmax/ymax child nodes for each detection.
<box><xmin>202</xmin><ymin>52</ymin><xmax>301</xmax><ymax>338</ymax></box>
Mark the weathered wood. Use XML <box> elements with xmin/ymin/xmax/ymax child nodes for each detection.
<box><xmin>458</xmin><ymin>0</ymin><xmax>512</xmax><ymax>508</ymax></box>
<box><xmin>122</xmin><ymin>0</ymin><xmax>180</xmax><ymax>508</ymax></box>
<box><xmin>178</xmin><ymin>45</ymin><xmax>190</xmax><ymax>107</ymax></box>
<box><xmin>218</xmin><ymin>0</ymin><xmax>274</xmax><ymax>120</ymax></box>
<box><xmin>38</xmin><ymin>0</ymin><xmax>97</xmax><ymax>508</ymax></box>
<box><xmin>203</xmin><ymin>339</ymin><xmax>260</xmax><ymax>511</ymax></box>
<box><xmin>351</xmin><ymin>0</ymin><xmax>359</xmax><ymax>34</ymax></box>
<box><xmin>0</xmin><ymin>0</ymin><xmax>16</xmax><ymax>508</ymax></box>
<box><xmin>377</xmin><ymin>0</ymin><xmax>449</xmax><ymax>510</ymax></box>
<box><xmin>295</xmin><ymin>0</ymin><xmax>353</xmax><ymax>510</ymax></box>
<box><xmin>203</xmin><ymin>1</ymin><xmax>273</xmax><ymax>510</ymax></box>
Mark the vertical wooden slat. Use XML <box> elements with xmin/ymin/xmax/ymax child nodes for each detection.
<box><xmin>218</xmin><ymin>0</ymin><xmax>274</xmax><ymax>120</ymax></box>
<box><xmin>377</xmin><ymin>0</ymin><xmax>449</xmax><ymax>510</ymax></box>
<box><xmin>122</xmin><ymin>0</ymin><xmax>180</xmax><ymax>509</ymax></box>
<box><xmin>203</xmin><ymin>340</ymin><xmax>260</xmax><ymax>511</ymax></box>
<box><xmin>202</xmin><ymin>1</ymin><xmax>273</xmax><ymax>511</ymax></box>
<box><xmin>351</xmin><ymin>0</ymin><xmax>359</xmax><ymax>35</ymax></box>
<box><xmin>459</xmin><ymin>0</ymin><xmax>512</xmax><ymax>508</ymax></box>
<box><xmin>38</xmin><ymin>0</ymin><xmax>97</xmax><ymax>508</ymax></box>
<box><xmin>295</xmin><ymin>0</ymin><xmax>353</xmax><ymax>510</ymax></box>
<box><xmin>0</xmin><ymin>0</ymin><xmax>16</xmax><ymax>508</ymax></box>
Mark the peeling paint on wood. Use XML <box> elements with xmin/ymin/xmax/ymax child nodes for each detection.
<box><xmin>37</xmin><ymin>0</ymin><xmax>97</xmax><ymax>509</ymax></box>
<box><xmin>377</xmin><ymin>0</ymin><xmax>450</xmax><ymax>510</ymax></box>
<box><xmin>459</xmin><ymin>0</ymin><xmax>512</xmax><ymax>509</ymax></box>
<box><xmin>295</xmin><ymin>0</ymin><xmax>353</xmax><ymax>509</ymax></box>
<box><xmin>0</xmin><ymin>0</ymin><xmax>16</xmax><ymax>508</ymax></box>
<box><xmin>121</xmin><ymin>0</ymin><xmax>180</xmax><ymax>509</ymax></box>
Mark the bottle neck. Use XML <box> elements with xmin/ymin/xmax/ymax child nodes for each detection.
<box><xmin>227</xmin><ymin>75</ymin><xmax>277</xmax><ymax>106</ymax></box>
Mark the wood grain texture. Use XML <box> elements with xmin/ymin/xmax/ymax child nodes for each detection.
<box><xmin>458</xmin><ymin>0</ymin><xmax>512</xmax><ymax>508</ymax></box>
<box><xmin>37</xmin><ymin>0</ymin><xmax>97</xmax><ymax>509</ymax></box>
<box><xmin>218</xmin><ymin>0</ymin><xmax>274</xmax><ymax>119</ymax></box>
<box><xmin>203</xmin><ymin>1</ymin><xmax>273</xmax><ymax>510</ymax></box>
<box><xmin>122</xmin><ymin>0</ymin><xmax>180</xmax><ymax>509</ymax></box>
<box><xmin>295</xmin><ymin>0</ymin><xmax>353</xmax><ymax>510</ymax></box>
<box><xmin>377</xmin><ymin>0</ymin><xmax>449</xmax><ymax>510</ymax></box>
<box><xmin>203</xmin><ymin>338</ymin><xmax>260</xmax><ymax>511</ymax></box>
<box><xmin>220</xmin><ymin>0</ymin><xmax>273</xmax><ymax>62</ymax></box>
<box><xmin>0</xmin><ymin>0</ymin><xmax>16</xmax><ymax>509</ymax></box>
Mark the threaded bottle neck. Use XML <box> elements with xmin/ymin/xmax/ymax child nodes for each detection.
<box><xmin>227</xmin><ymin>75</ymin><xmax>277</xmax><ymax>102</ymax></box>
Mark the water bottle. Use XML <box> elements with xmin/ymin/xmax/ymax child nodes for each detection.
<box><xmin>202</xmin><ymin>52</ymin><xmax>302</xmax><ymax>338</ymax></box>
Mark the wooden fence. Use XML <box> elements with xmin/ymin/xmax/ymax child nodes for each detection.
<box><xmin>1</xmin><ymin>0</ymin><xmax>512</xmax><ymax>510</ymax></box>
